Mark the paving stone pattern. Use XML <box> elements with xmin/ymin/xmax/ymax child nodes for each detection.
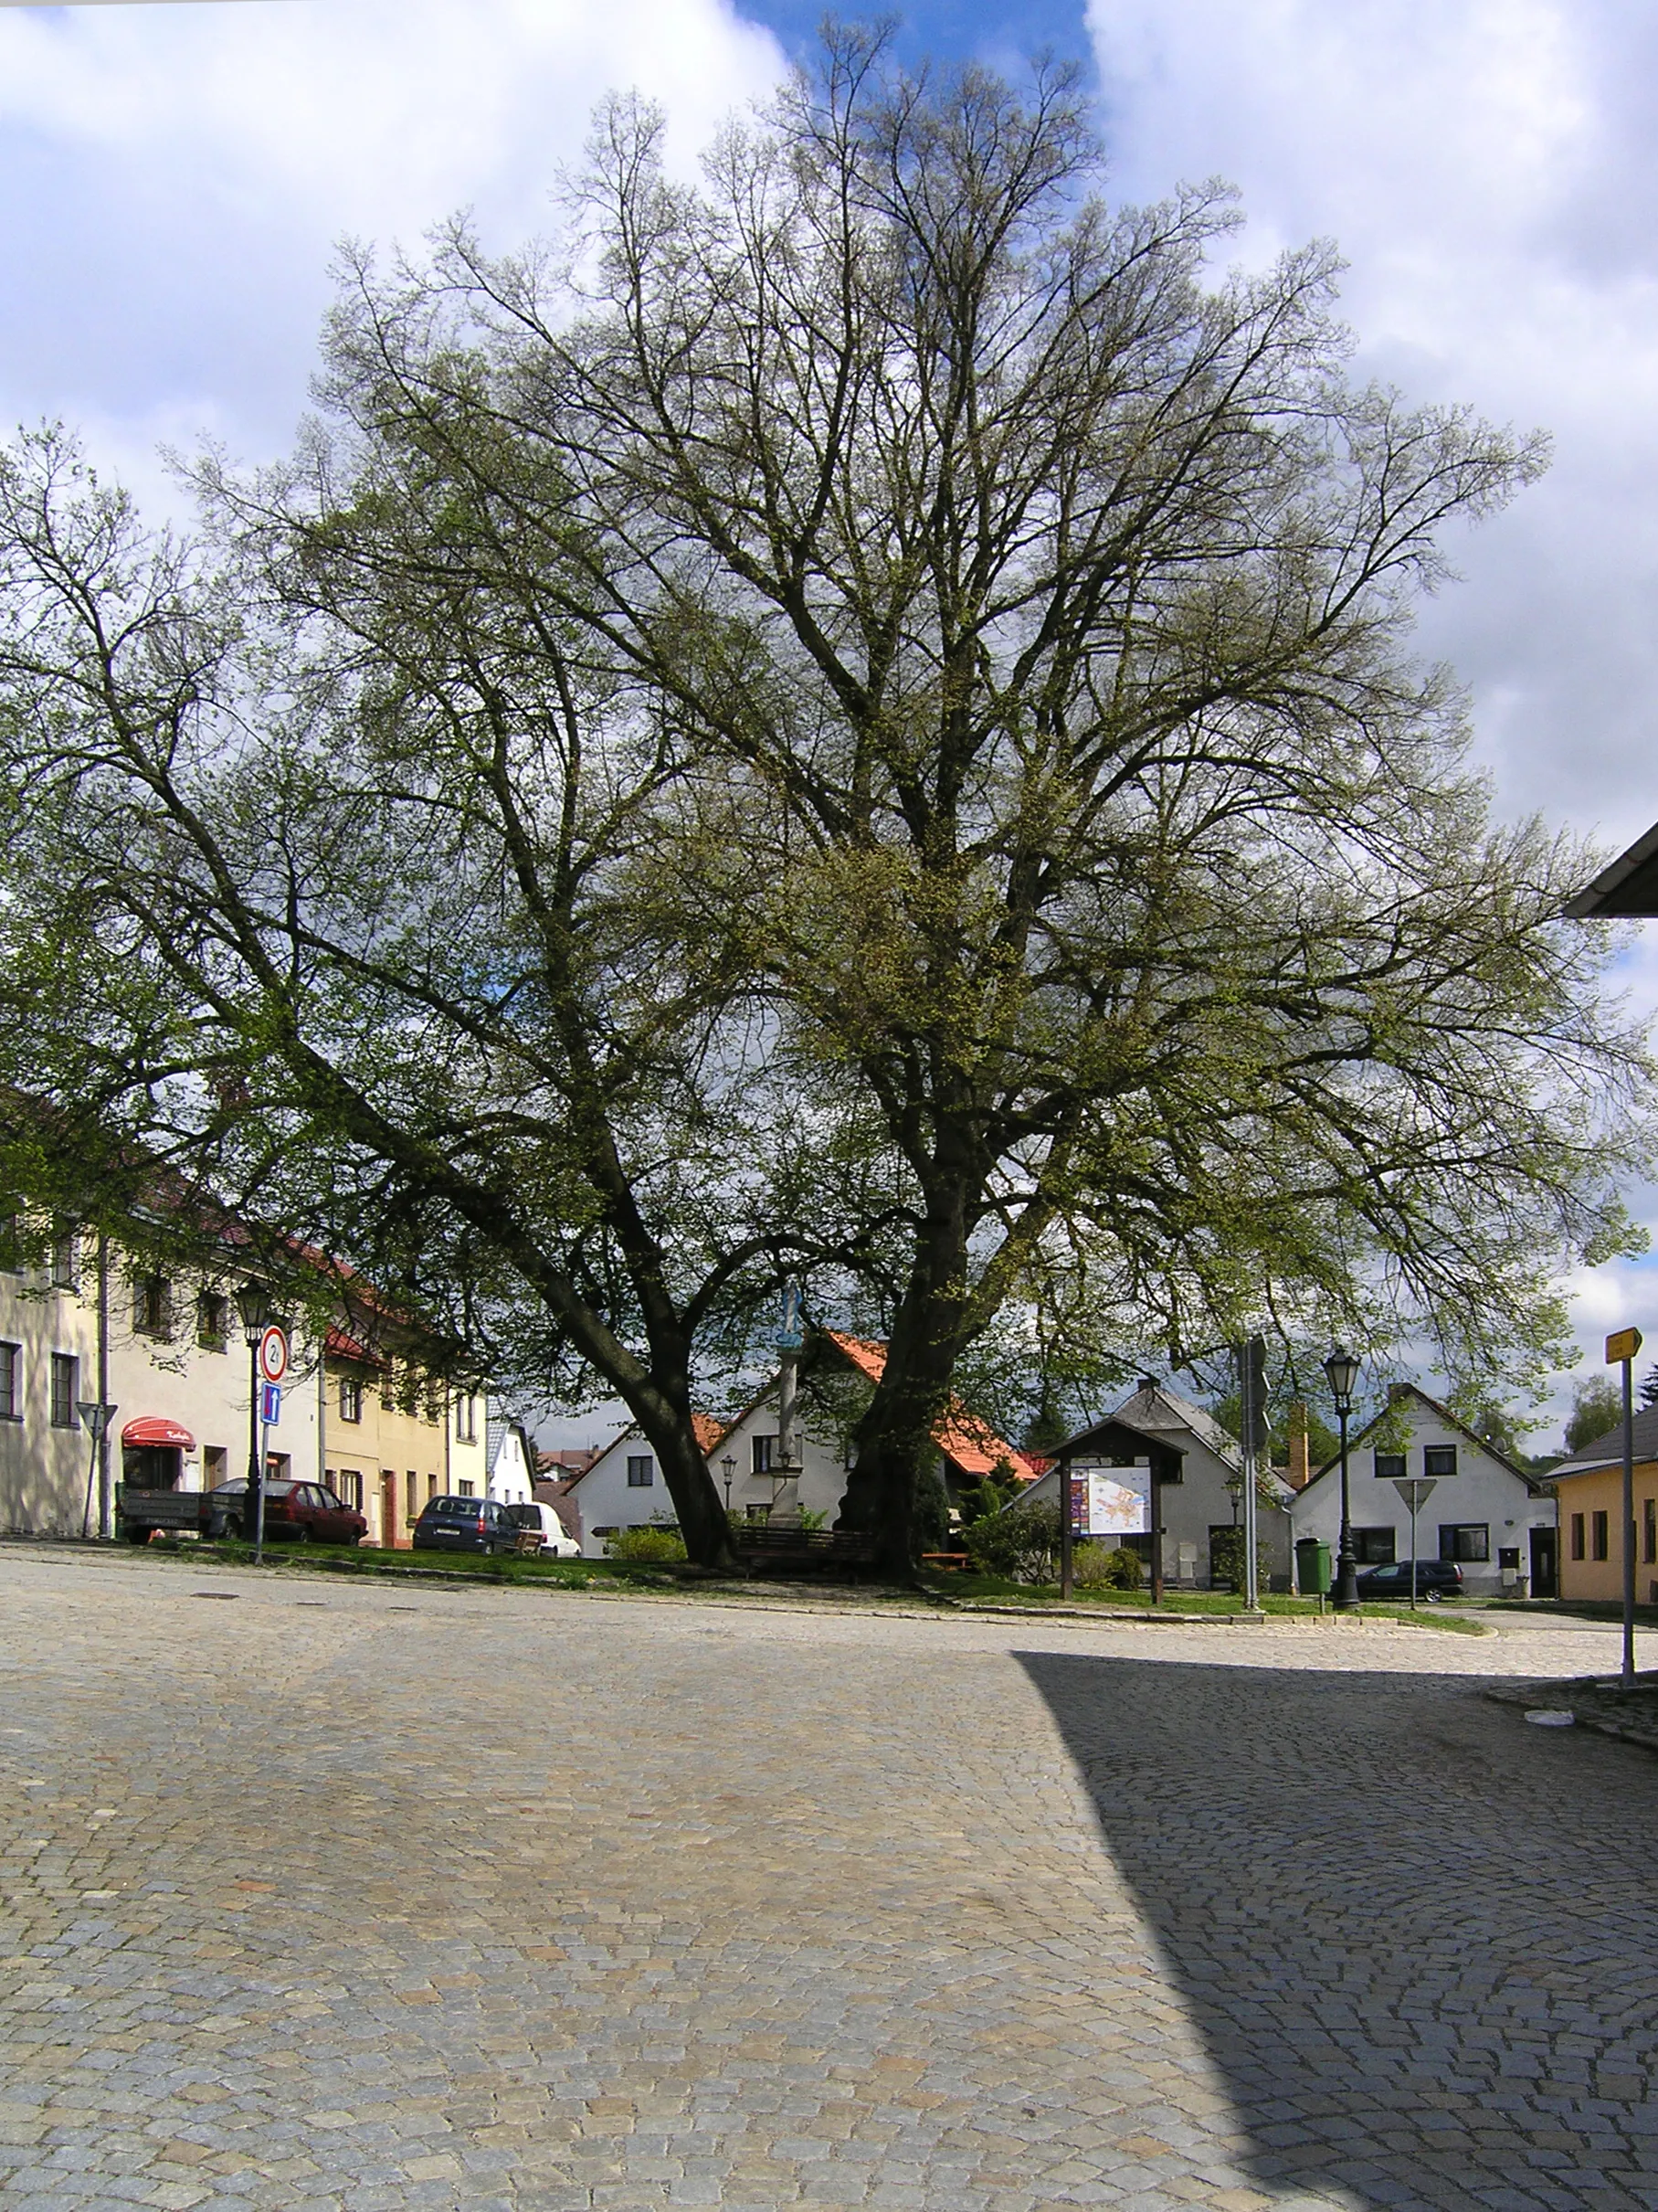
<box><xmin>0</xmin><ymin>1551</ymin><xmax>1650</xmax><ymax>2210</ymax></box>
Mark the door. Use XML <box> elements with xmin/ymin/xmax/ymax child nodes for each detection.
<box><xmin>380</xmin><ymin>1472</ymin><xmax>396</xmax><ymax>1549</ymax></box>
<box><xmin>1529</xmin><ymin>1526</ymin><xmax>1558</xmax><ymax>1598</ymax></box>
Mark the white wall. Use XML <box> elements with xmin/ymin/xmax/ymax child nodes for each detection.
<box><xmin>1290</xmin><ymin>1393</ymin><xmax>1550</xmax><ymax>1593</ymax></box>
<box><xmin>568</xmin><ymin>1383</ymin><xmax>852</xmax><ymax>1558</ymax></box>
<box><xmin>0</xmin><ymin>1233</ymin><xmax>322</xmax><ymax>1536</ymax></box>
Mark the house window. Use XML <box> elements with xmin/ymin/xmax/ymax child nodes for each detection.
<box><xmin>751</xmin><ymin>1434</ymin><xmax>778</xmax><ymax>1474</ymax></box>
<box><xmin>1373</xmin><ymin>1452</ymin><xmax>1406</xmax><ymax>1482</ymax></box>
<box><xmin>1591</xmin><ymin>1511</ymin><xmax>1609</xmax><ymax>1562</ymax></box>
<box><xmin>337</xmin><ymin>1469</ymin><xmax>363</xmax><ymax>1510</ymax></box>
<box><xmin>49</xmin><ymin>1352</ymin><xmax>78</xmax><ymax>1430</ymax></box>
<box><xmin>1645</xmin><ymin>1498</ymin><xmax>1656</xmax><ymax>1567</ymax></box>
<box><xmin>627</xmin><ymin>1455</ymin><xmax>654</xmax><ymax>1487</ymax></box>
<box><xmin>1422</xmin><ymin>1445</ymin><xmax>1458</xmax><ymax>1478</ymax></box>
<box><xmin>1355</xmin><ymin>1526</ymin><xmax>1396</xmax><ymax>1564</ymax></box>
<box><xmin>0</xmin><ymin>1342</ymin><xmax>20</xmax><ymax>1422</ymax></box>
<box><xmin>458</xmin><ymin>1479</ymin><xmax>475</xmax><ymax>1498</ymax></box>
<box><xmin>745</xmin><ymin>1501</ymin><xmax>772</xmax><ymax>1524</ymax></box>
<box><xmin>50</xmin><ymin>1225</ymin><xmax>79</xmax><ymax>1291</ymax></box>
<box><xmin>204</xmin><ymin>1445</ymin><xmax>227</xmax><ymax>1485</ymax></box>
<box><xmin>427</xmin><ymin>1472</ymin><xmax>438</xmax><ymax>1501</ymax></box>
<box><xmin>406</xmin><ymin>1471</ymin><xmax>417</xmax><ymax>1522</ymax></box>
<box><xmin>133</xmin><ymin>1274</ymin><xmax>172</xmax><ymax>1339</ymax></box>
<box><xmin>1570</xmin><ymin>1512</ymin><xmax>1586</xmax><ymax>1561</ymax></box>
<box><xmin>1439</xmin><ymin>1523</ymin><xmax>1489</xmax><ymax>1563</ymax></box>
<box><xmin>196</xmin><ymin>1290</ymin><xmax>227</xmax><ymax>1350</ymax></box>
<box><xmin>0</xmin><ymin>1212</ymin><xmax>22</xmax><ymax>1273</ymax></box>
<box><xmin>455</xmin><ymin>1395</ymin><xmax>476</xmax><ymax>1443</ymax></box>
<box><xmin>339</xmin><ymin>1376</ymin><xmax>364</xmax><ymax>1424</ymax></box>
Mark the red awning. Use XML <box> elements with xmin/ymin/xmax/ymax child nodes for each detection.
<box><xmin>121</xmin><ymin>1416</ymin><xmax>195</xmax><ymax>1451</ymax></box>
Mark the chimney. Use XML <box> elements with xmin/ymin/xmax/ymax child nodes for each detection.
<box><xmin>1287</xmin><ymin>1402</ymin><xmax>1311</xmax><ymax>1490</ymax></box>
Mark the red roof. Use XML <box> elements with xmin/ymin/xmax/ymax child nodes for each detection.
<box><xmin>323</xmin><ymin>1324</ymin><xmax>376</xmax><ymax>1363</ymax></box>
<box><xmin>819</xmin><ymin>1333</ymin><xmax>1037</xmax><ymax>1481</ymax></box>
<box><xmin>692</xmin><ymin>1413</ymin><xmax>728</xmax><ymax>1454</ymax></box>
<box><xmin>121</xmin><ymin>1416</ymin><xmax>195</xmax><ymax>1451</ymax></box>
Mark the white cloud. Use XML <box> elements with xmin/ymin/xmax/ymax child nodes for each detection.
<box><xmin>0</xmin><ymin>0</ymin><xmax>784</xmax><ymax>464</ymax></box>
<box><xmin>1089</xmin><ymin>0</ymin><xmax>1658</xmax><ymax>1425</ymax></box>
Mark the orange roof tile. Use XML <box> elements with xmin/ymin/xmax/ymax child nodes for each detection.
<box><xmin>819</xmin><ymin>1332</ymin><xmax>1037</xmax><ymax>1482</ymax></box>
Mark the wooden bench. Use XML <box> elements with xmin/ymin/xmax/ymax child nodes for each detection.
<box><xmin>919</xmin><ymin>1551</ymin><xmax>971</xmax><ymax>1572</ymax></box>
<box><xmin>730</xmin><ymin>1526</ymin><xmax>884</xmax><ymax>1578</ymax></box>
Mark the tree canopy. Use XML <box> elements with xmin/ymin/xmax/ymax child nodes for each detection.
<box><xmin>0</xmin><ymin>27</ymin><xmax>1651</xmax><ymax>1567</ymax></box>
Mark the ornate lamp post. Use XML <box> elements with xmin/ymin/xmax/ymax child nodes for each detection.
<box><xmin>1324</xmin><ymin>1345</ymin><xmax>1361</xmax><ymax>1612</ymax></box>
<box><xmin>236</xmin><ymin>1281</ymin><xmax>269</xmax><ymax>1544</ymax></box>
<box><xmin>721</xmin><ymin>1453</ymin><xmax>735</xmax><ymax>1518</ymax></box>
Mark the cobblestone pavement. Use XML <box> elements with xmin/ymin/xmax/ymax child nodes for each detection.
<box><xmin>0</xmin><ymin>1550</ymin><xmax>1652</xmax><ymax>2211</ymax></box>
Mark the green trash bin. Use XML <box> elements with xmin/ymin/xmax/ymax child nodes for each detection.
<box><xmin>1295</xmin><ymin>1537</ymin><xmax>1332</xmax><ymax>1596</ymax></box>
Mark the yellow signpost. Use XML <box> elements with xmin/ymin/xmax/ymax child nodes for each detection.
<box><xmin>1606</xmin><ymin>1326</ymin><xmax>1644</xmax><ymax>1688</ymax></box>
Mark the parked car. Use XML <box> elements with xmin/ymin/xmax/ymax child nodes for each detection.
<box><xmin>412</xmin><ymin>1495</ymin><xmax>519</xmax><ymax>1555</ymax></box>
<box><xmin>1352</xmin><ymin>1559</ymin><xmax>1464</xmax><ymax>1602</ymax></box>
<box><xmin>502</xmin><ymin>1500</ymin><xmax>580</xmax><ymax>1558</ymax></box>
<box><xmin>208</xmin><ymin>1479</ymin><xmax>367</xmax><ymax>1546</ymax></box>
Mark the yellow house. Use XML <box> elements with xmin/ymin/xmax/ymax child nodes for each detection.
<box><xmin>1546</xmin><ymin>1409</ymin><xmax>1658</xmax><ymax>1605</ymax></box>
<box><xmin>322</xmin><ymin>1324</ymin><xmax>487</xmax><ymax>1549</ymax></box>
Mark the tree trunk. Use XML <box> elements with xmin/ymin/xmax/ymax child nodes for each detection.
<box><xmin>836</xmin><ymin>1242</ymin><xmax>971</xmax><ymax>1574</ymax></box>
<box><xmin>631</xmin><ymin>1387</ymin><xmax>737</xmax><ymax>1572</ymax></box>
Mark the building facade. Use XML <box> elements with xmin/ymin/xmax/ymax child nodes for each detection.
<box><xmin>1543</xmin><ymin>1405</ymin><xmax>1658</xmax><ymax>1605</ymax></box>
<box><xmin>1021</xmin><ymin>1379</ymin><xmax>1294</xmax><ymax>1589</ymax></box>
<box><xmin>0</xmin><ymin>1224</ymin><xmax>322</xmax><ymax>1538</ymax></box>
<box><xmin>321</xmin><ymin>1326</ymin><xmax>486</xmax><ymax>1549</ymax></box>
<box><xmin>1290</xmin><ymin>1384</ymin><xmax>1554</xmax><ymax>1596</ymax></box>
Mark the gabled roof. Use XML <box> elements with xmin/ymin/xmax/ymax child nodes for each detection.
<box><xmin>563</xmin><ymin>1410</ymin><xmax>729</xmax><ymax>1488</ymax></box>
<box><xmin>819</xmin><ymin>1331</ymin><xmax>1038</xmax><ymax>1480</ymax></box>
<box><xmin>1302</xmin><ymin>1381</ymin><xmax>1541</xmax><ymax>1496</ymax></box>
<box><xmin>1546</xmin><ymin>1403</ymin><xmax>1658</xmax><ymax>1480</ymax></box>
<box><xmin>1564</xmin><ymin>816</ymin><xmax>1658</xmax><ymax>918</ymax></box>
<box><xmin>1106</xmin><ymin>1380</ymin><xmax>1245</xmax><ymax>1474</ymax></box>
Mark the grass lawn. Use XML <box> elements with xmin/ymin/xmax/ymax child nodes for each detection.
<box><xmin>924</xmin><ymin>1572</ymin><xmax>1490</xmax><ymax>1632</ymax></box>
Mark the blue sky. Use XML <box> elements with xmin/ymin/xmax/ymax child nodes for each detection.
<box><xmin>4</xmin><ymin>0</ymin><xmax>1657</xmax><ymax>1430</ymax></box>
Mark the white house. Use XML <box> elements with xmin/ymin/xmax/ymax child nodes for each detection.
<box><xmin>564</xmin><ymin>1329</ymin><xmax>1034</xmax><ymax>1557</ymax></box>
<box><xmin>1289</xmin><ymin>1383</ymin><xmax>1552</xmax><ymax>1596</ymax></box>
<box><xmin>1019</xmin><ymin>1378</ymin><xmax>1294</xmax><ymax>1589</ymax></box>
<box><xmin>485</xmin><ymin>1417</ymin><xmax>541</xmax><ymax>1509</ymax></box>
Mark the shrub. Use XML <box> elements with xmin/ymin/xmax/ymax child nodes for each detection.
<box><xmin>1074</xmin><ymin>1542</ymin><xmax>1143</xmax><ymax>1591</ymax></box>
<box><xmin>607</xmin><ymin>1523</ymin><xmax>688</xmax><ymax>1563</ymax></box>
<box><xmin>1209</xmin><ymin>1527</ymin><xmax>1272</xmax><ymax>1594</ymax></box>
<box><xmin>962</xmin><ymin>1500</ymin><xmax>1060</xmax><ymax>1582</ymax></box>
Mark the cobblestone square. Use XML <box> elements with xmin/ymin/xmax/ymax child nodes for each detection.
<box><xmin>0</xmin><ymin>1551</ymin><xmax>1651</xmax><ymax>2209</ymax></box>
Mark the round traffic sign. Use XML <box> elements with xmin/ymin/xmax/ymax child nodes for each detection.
<box><xmin>258</xmin><ymin>1323</ymin><xmax>289</xmax><ymax>1385</ymax></box>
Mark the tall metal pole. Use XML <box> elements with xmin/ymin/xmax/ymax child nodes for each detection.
<box><xmin>1333</xmin><ymin>1401</ymin><xmax>1358</xmax><ymax>1611</ymax></box>
<box><xmin>1059</xmin><ymin>1458</ymin><xmax>1074</xmax><ymax>1599</ymax></box>
<box><xmin>96</xmin><ymin>1235</ymin><xmax>112</xmax><ymax>1539</ymax></box>
<box><xmin>1622</xmin><ymin>1350</ymin><xmax>1636</xmax><ymax>1690</ymax></box>
<box><xmin>1150</xmin><ymin>1458</ymin><xmax>1165</xmax><ymax>1606</ymax></box>
<box><xmin>244</xmin><ymin>1335</ymin><xmax>261</xmax><ymax>1544</ymax></box>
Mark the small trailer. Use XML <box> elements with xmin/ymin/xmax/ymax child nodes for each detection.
<box><xmin>115</xmin><ymin>1485</ymin><xmax>238</xmax><ymax>1543</ymax></box>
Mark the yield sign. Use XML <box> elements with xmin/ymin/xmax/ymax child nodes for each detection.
<box><xmin>1392</xmin><ymin>1477</ymin><xmax>1437</xmax><ymax>1513</ymax></box>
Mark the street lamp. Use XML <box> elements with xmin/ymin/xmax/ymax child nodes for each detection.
<box><xmin>236</xmin><ymin>1281</ymin><xmax>269</xmax><ymax>1544</ymax></box>
<box><xmin>1324</xmin><ymin>1345</ymin><xmax>1361</xmax><ymax>1612</ymax></box>
<box><xmin>1224</xmin><ymin>1470</ymin><xmax>1243</xmax><ymax>1527</ymax></box>
<box><xmin>721</xmin><ymin>1453</ymin><xmax>735</xmax><ymax>1517</ymax></box>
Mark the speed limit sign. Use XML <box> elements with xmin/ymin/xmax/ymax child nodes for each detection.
<box><xmin>258</xmin><ymin>1323</ymin><xmax>289</xmax><ymax>1386</ymax></box>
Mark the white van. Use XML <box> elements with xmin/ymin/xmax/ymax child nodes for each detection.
<box><xmin>503</xmin><ymin>1499</ymin><xmax>581</xmax><ymax>1558</ymax></box>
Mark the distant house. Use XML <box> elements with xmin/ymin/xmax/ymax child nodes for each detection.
<box><xmin>1019</xmin><ymin>1377</ymin><xmax>1294</xmax><ymax>1589</ymax></box>
<box><xmin>562</xmin><ymin>1330</ymin><xmax>1034</xmax><ymax>1557</ymax></box>
<box><xmin>1290</xmin><ymin>1383</ymin><xmax>1555</xmax><ymax>1595</ymax></box>
<box><xmin>1542</xmin><ymin>1409</ymin><xmax>1658</xmax><ymax>1606</ymax></box>
<box><xmin>486</xmin><ymin>1419</ymin><xmax>541</xmax><ymax>1509</ymax></box>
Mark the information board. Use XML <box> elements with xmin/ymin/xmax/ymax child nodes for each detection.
<box><xmin>1067</xmin><ymin>1462</ymin><xmax>1150</xmax><ymax>1538</ymax></box>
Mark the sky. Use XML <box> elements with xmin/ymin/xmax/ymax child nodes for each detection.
<box><xmin>3</xmin><ymin>0</ymin><xmax>1656</xmax><ymax>1441</ymax></box>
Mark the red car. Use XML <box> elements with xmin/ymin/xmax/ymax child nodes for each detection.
<box><xmin>210</xmin><ymin>1479</ymin><xmax>367</xmax><ymax>1545</ymax></box>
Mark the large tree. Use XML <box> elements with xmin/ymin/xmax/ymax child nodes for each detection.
<box><xmin>2</xmin><ymin>31</ymin><xmax>1651</xmax><ymax>1571</ymax></box>
<box><xmin>259</xmin><ymin>30</ymin><xmax>1648</xmax><ymax>1561</ymax></box>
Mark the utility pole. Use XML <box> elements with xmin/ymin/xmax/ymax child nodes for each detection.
<box><xmin>1236</xmin><ymin>1335</ymin><xmax>1267</xmax><ymax>1615</ymax></box>
<box><xmin>1607</xmin><ymin>1326</ymin><xmax>1643</xmax><ymax>1689</ymax></box>
<box><xmin>776</xmin><ymin>1284</ymin><xmax>803</xmax><ymax>1511</ymax></box>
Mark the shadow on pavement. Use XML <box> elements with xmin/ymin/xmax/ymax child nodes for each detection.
<box><xmin>1018</xmin><ymin>1650</ymin><xmax>1658</xmax><ymax>2212</ymax></box>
